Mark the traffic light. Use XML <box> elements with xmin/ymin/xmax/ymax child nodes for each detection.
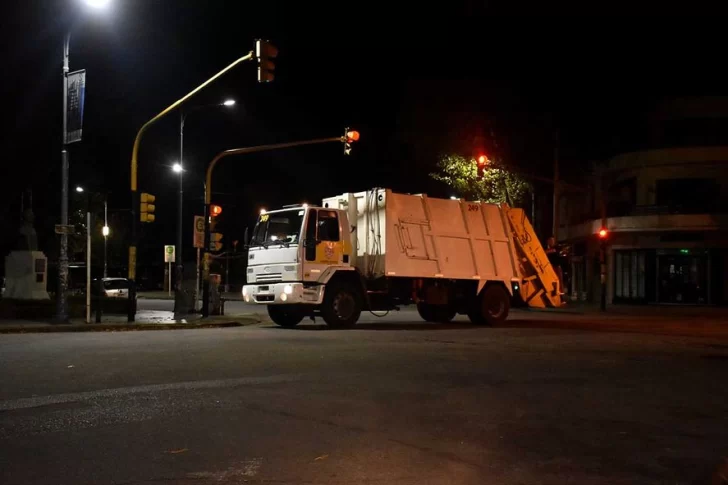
<box><xmin>476</xmin><ymin>155</ymin><xmax>489</xmax><ymax>179</ymax></box>
<box><xmin>210</xmin><ymin>232</ymin><xmax>223</xmax><ymax>252</ymax></box>
<box><xmin>344</xmin><ymin>128</ymin><xmax>359</xmax><ymax>155</ymax></box>
<box><xmin>255</xmin><ymin>39</ymin><xmax>278</xmax><ymax>83</ymax></box>
<box><xmin>598</xmin><ymin>228</ymin><xmax>608</xmax><ymax>239</ymax></box>
<box><xmin>210</xmin><ymin>204</ymin><xmax>222</xmax><ymax>217</ymax></box>
<box><xmin>209</xmin><ymin>216</ymin><xmax>223</xmax><ymax>251</ymax></box>
<box><xmin>140</xmin><ymin>193</ymin><xmax>156</xmax><ymax>223</ymax></box>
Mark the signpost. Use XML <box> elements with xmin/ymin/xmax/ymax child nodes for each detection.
<box><xmin>164</xmin><ymin>245</ymin><xmax>175</xmax><ymax>296</ymax></box>
<box><xmin>193</xmin><ymin>216</ymin><xmax>204</xmax><ymax>310</ymax></box>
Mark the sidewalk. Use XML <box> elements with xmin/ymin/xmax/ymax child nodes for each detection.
<box><xmin>511</xmin><ymin>303</ymin><xmax>728</xmax><ymax>339</ymax></box>
<box><xmin>0</xmin><ymin>310</ymin><xmax>261</xmax><ymax>334</ymax></box>
<box><xmin>523</xmin><ymin>300</ymin><xmax>728</xmax><ymax>319</ymax></box>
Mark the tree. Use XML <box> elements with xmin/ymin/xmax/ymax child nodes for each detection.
<box><xmin>431</xmin><ymin>154</ymin><xmax>531</xmax><ymax>206</ymax></box>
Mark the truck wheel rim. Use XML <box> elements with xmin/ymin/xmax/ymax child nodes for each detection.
<box><xmin>333</xmin><ymin>292</ymin><xmax>355</xmax><ymax>320</ymax></box>
<box><xmin>486</xmin><ymin>298</ymin><xmax>504</xmax><ymax>318</ymax></box>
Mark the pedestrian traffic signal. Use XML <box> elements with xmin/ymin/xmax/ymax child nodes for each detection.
<box><xmin>344</xmin><ymin>128</ymin><xmax>359</xmax><ymax>155</ymax></box>
<box><xmin>255</xmin><ymin>39</ymin><xmax>278</xmax><ymax>83</ymax></box>
<box><xmin>140</xmin><ymin>193</ymin><xmax>156</xmax><ymax>223</ymax></box>
<box><xmin>210</xmin><ymin>232</ymin><xmax>223</xmax><ymax>251</ymax></box>
<box><xmin>210</xmin><ymin>204</ymin><xmax>222</xmax><ymax>217</ymax></box>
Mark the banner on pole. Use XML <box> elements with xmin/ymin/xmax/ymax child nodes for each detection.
<box><xmin>66</xmin><ymin>69</ymin><xmax>86</xmax><ymax>144</ymax></box>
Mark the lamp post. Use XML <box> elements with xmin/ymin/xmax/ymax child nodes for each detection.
<box><xmin>57</xmin><ymin>0</ymin><xmax>112</xmax><ymax>323</ymax></box>
<box><xmin>175</xmin><ymin>99</ymin><xmax>235</xmax><ymax>314</ymax></box>
<box><xmin>102</xmin><ymin>199</ymin><xmax>109</xmax><ymax>278</ymax></box>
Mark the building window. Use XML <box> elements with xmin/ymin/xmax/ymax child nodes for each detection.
<box><xmin>655</xmin><ymin>178</ymin><xmax>719</xmax><ymax>213</ymax></box>
<box><xmin>614</xmin><ymin>250</ymin><xmax>647</xmax><ymax>302</ymax></box>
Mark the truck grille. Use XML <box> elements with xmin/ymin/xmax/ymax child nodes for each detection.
<box><xmin>256</xmin><ymin>273</ymin><xmax>282</xmax><ymax>283</ymax></box>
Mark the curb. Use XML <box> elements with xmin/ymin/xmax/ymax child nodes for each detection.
<box><xmin>0</xmin><ymin>318</ymin><xmax>261</xmax><ymax>334</ymax></box>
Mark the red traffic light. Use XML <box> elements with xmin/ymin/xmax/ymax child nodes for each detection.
<box><xmin>477</xmin><ymin>155</ymin><xmax>488</xmax><ymax>166</ymax></box>
<box><xmin>598</xmin><ymin>228</ymin><xmax>608</xmax><ymax>238</ymax></box>
<box><xmin>346</xmin><ymin>130</ymin><xmax>360</xmax><ymax>143</ymax></box>
<box><xmin>210</xmin><ymin>205</ymin><xmax>223</xmax><ymax>217</ymax></box>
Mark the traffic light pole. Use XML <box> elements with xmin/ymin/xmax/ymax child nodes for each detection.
<box><xmin>200</xmin><ymin>135</ymin><xmax>347</xmax><ymax>317</ymax></box>
<box><xmin>126</xmin><ymin>51</ymin><xmax>253</xmax><ymax>321</ymax></box>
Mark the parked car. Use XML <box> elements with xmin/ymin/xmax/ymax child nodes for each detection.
<box><xmin>93</xmin><ymin>278</ymin><xmax>131</xmax><ymax>298</ymax></box>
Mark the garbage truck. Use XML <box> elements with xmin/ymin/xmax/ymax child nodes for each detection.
<box><xmin>242</xmin><ymin>188</ymin><xmax>563</xmax><ymax>328</ymax></box>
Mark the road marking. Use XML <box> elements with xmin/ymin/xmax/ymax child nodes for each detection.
<box><xmin>0</xmin><ymin>375</ymin><xmax>306</xmax><ymax>412</ymax></box>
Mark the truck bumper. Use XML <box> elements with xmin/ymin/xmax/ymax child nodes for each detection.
<box><xmin>242</xmin><ymin>282</ymin><xmax>324</xmax><ymax>305</ymax></box>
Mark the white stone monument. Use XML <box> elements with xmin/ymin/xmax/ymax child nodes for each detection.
<box><xmin>3</xmin><ymin>208</ymin><xmax>50</xmax><ymax>300</ymax></box>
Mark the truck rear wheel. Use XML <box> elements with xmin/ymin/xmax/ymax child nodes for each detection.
<box><xmin>321</xmin><ymin>283</ymin><xmax>362</xmax><ymax>328</ymax></box>
<box><xmin>267</xmin><ymin>305</ymin><xmax>304</xmax><ymax>328</ymax></box>
<box><xmin>468</xmin><ymin>284</ymin><xmax>510</xmax><ymax>326</ymax></box>
<box><xmin>417</xmin><ymin>303</ymin><xmax>456</xmax><ymax>323</ymax></box>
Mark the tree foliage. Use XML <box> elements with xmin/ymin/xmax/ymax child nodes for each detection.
<box><xmin>431</xmin><ymin>154</ymin><xmax>531</xmax><ymax>206</ymax></box>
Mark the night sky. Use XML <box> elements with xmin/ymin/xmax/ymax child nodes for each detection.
<box><xmin>3</xmin><ymin>2</ymin><xmax>727</xmax><ymax>282</ymax></box>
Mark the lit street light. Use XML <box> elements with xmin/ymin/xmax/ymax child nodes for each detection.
<box><xmin>84</xmin><ymin>0</ymin><xmax>112</xmax><ymax>8</ymax></box>
<box><xmin>176</xmin><ymin>98</ymin><xmax>236</xmax><ymax>314</ymax></box>
<box><xmin>75</xmin><ymin>186</ymin><xmax>84</xmax><ymax>193</ymax></box>
<box><xmin>58</xmin><ymin>0</ymin><xmax>112</xmax><ymax>323</ymax></box>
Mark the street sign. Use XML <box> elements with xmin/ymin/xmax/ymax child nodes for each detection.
<box><xmin>164</xmin><ymin>245</ymin><xmax>176</xmax><ymax>263</ymax></box>
<box><xmin>54</xmin><ymin>224</ymin><xmax>75</xmax><ymax>235</ymax></box>
<box><xmin>193</xmin><ymin>216</ymin><xmax>204</xmax><ymax>249</ymax></box>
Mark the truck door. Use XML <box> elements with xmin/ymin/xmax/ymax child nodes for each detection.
<box><xmin>303</xmin><ymin>209</ymin><xmax>344</xmax><ymax>281</ymax></box>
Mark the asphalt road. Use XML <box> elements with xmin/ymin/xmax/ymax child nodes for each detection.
<box><xmin>2</xmin><ymin>312</ymin><xmax>728</xmax><ymax>484</ymax></box>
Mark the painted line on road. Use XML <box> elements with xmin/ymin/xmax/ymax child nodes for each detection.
<box><xmin>0</xmin><ymin>374</ymin><xmax>307</xmax><ymax>412</ymax></box>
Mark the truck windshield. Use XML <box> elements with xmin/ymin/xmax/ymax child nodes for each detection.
<box><xmin>250</xmin><ymin>209</ymin><xmax>305</xmax><ymax>247</ymax></box>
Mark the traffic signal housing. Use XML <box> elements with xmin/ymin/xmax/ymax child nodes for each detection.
<box><xmin>598</xmin><ymin>228</ymin><xmax>608</xmax><ymax>239</ymax></box>
<box><xmin>344</xmin><ymin>129</ymin><xmax>359</xmax><ymax>155</ymax></box>
<box><xmin>476</xmin><ymin>155</ymin><xmax>489</xmax><ymax>179</ymax></box>
<box><xmin>255</xmin><ymin>39</ymin><xmax>278</xmax><ymax>83</ymax></box>
<box><xmin>140</xmin><ymin>193</ymin><xmax>156</xmax><ymax>223</ymax></box>
<box><xmin>209</xmin><ymin>208</ymin><xmax>223</xmax><ymax>251</ymax></box>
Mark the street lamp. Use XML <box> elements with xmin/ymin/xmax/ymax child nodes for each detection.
<box><xmin>57</xmin><ymin>0</ymin><xmax>112</xmax><ymax>323</ymax></box>
<box><xmin>83</xmin><ymin>0</ymin><xmax>112</xmax><ymax>8</ymax></box>
<box><xmin>175</xmin><ymin>98</ymin><xmax>236</xmax><ymax>314</ymax></box>
<box><xmin>75</xmin><ymin>186</ymin><xmax>84</xmax><ymax>193</ymax></box>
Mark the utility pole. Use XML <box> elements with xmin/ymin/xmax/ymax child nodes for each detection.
<box><xmin>103</xmin><ymin>198</ymin><xmax>108</xmax><ymax>278</ymax></box>
<box><xmin>57</xmin><ymin>32</ymin><xmax>71</xmax><ymax>323</ymax></box>
<box><xmin>552</xmin><ymin>128</ymin><xmax>560</xmax><ymax>241</ymax></box>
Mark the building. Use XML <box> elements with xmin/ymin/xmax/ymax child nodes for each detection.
<box><xmin>558</xmin><ymin>98</ymin><xmax>728</xmax><ymax>306</ymax></box>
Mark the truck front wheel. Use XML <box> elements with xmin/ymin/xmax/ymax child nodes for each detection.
<box><xmin>468</xmin><ymin>284</ymin><xmax>510</xmax><ymax>326</ymax></box>
<box><xmin>267</xmin><ymin>305</ymin><xmax>305</xmax><ymax>328</ymax></box>
<box><xmin>321</xmin><ymin>283</ymin><xmax>362</xmax><ymax>328</ymax></box>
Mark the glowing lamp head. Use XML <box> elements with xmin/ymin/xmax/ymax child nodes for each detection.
<box><xmin>210</xmin><ymin>205</ymin><xmax>223</xmax><ymax>217</ymax></box>
<box><xmin>260</xmin><ymin>208</ymin><xmax>267</xmax><ymax>215</ymax></box>
<box><xmin>346</xmin><ymin>130</ymin><xmax>360</xmax><ymax>143</ymax></box>
<box><xmin>477</xmin><ymin>155</ymin><xmax>488</xmax><ymax>166</ymax></box>
<box><xmin>83</xmin><ymin>0</ymin><xmax>111</xmax><ymax>9</ymax></box>
<box><xmin>223</xmin><ymin>99</ymin><xmax>236</xmax><ymax>107</ymax></box>
<box><xmin>102</xmin><ymin>225</ymin><xmax>110</xmax><ymax>237</ymax></box>
<box><xmin>75</xmin><ymin>186</ymin><xmax>84</xmax><ymax>193</ymax></box>
<box><xmin>172</xmin><ymin>163</ymin><xmax>183</xmax><ymax>173</ymax></box>
<box><xmin>598</xmin><ymin>228</ymin><xmax>608</xmax><ymax>238</ymax></box>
